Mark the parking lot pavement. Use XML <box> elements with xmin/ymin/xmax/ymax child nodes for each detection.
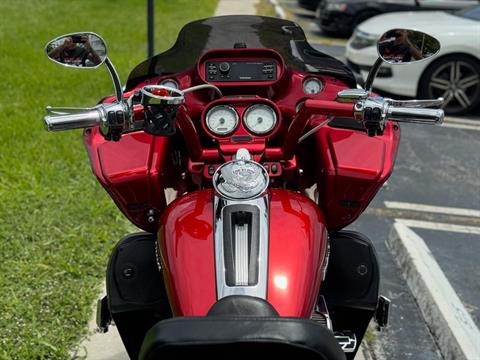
<box><xmin>276</xmin><ymin>0</ymin><xmax>347</xmax><ymax>45</ymax></box>
<box><xmin>348</xmin><ymin>121</ymin><xmax>480</xmax><ymax>359</ymax></box>
<box><xmin>275</xmin><ymin>4</ymin><xmax>480</xmax><ymax>358</ymax></box>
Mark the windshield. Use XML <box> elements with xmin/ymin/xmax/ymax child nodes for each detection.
<box><xmin>454</xmin><ymin>5</ymin><xmax>480</xmax><ymax>20</ymax></box>
<box><xmin>125</xmin><ymin>15</ymin><xmax>356</xmax><ymax>90</ymax></box>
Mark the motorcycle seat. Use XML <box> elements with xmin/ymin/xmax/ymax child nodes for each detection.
<box><xmin>207</xmin><ymin>295</ymin><xmax>279</xmax><ymax>317</ymax></box>
<box><xmin>139</xmin><ymin>296</ymin><xmax>346</xmax><ymax>360</ymax></box>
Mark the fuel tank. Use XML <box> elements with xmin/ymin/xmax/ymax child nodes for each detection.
<box><xmin>157</xmin><ymin>189</ymin><xmax>328</xmax><ymax>317</ymax></box>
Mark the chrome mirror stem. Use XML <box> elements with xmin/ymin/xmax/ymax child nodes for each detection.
<box><xmin>364</xmin><ymin>57</ymin><xmax>383</xmax><ymax>94</ymax></box>
<box><xmin>105</xmin><ymin>57</ymin><xmax>123</xmax><ymax>102</ymax></box>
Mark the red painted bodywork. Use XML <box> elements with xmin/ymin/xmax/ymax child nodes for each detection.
<box><xmin>82</xmin><ymin>48</ymin><xmax>401</xmax><ymax>317</ymax></box>
<box><xmin>267</xmin><ymin>190</ymin><xmax>328</xmax><ymax>316</ymax></box>
<box><xmin>158</xmin><ymin>189</ymin><xmax>327</xmax><ymax>317</ymax></box>
<box><xmin>157</xmin><ymin>190</ymin><xmax>216</xmax><ymax>316</ymax></box>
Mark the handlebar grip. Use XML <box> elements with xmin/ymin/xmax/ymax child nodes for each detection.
<box><xmin>387</xmin><ymin>106</ymin><xmax>444</xmax><ymax>125</ymax></box>
<box><xmin>44</xmin><ymin>109</ymin><xmax>102</xmax><ymax>131</ymax></box>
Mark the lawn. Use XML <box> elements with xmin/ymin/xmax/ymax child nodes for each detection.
<box><xmin>0</xmin><ymin>0</ymin><xmax>218</xmax><ymax>358</ymax></box>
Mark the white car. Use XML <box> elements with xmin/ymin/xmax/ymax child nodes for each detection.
<box><xmin>346</xmin><ymin>6</ymin><xmax>480</xmax><ymax>114</ymax></box>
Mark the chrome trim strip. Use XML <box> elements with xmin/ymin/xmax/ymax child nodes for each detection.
<box><xmin>214</xmin><ymin>195</ymin><xmax>269</xmax><ymax>299</ymax></box>
<box><xmin>235</xmin><ymin>223</ymin><xmax>249</xmax><ymax>286</ymax></box>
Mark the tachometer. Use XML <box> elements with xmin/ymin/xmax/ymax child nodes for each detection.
<box><xmin>205</xmin><ymin>105</ymin><xmax>239</xmax><ymax>135</ymax></box>
<box><xmin>243</xmin><ymin>104</ymin><xmax>277</xmax><ymax>135</ymax></box>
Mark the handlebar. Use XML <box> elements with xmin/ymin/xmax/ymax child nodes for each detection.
<box><xmin>44</xmin><ymin>109</ymin><xmax>102</xmax><ymax>131</ymax></box>
<box><xmin>386</xmin><ymin>106</ymin><xmax>444</xmax><ymax>125</ymax></box>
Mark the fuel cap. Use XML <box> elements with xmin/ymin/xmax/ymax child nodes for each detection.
<box><xmin>213</xmin><ymin>159</ymin><xmax>269</xmax><ymax>200</ymax></box>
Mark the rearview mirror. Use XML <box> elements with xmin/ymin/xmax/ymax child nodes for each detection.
<box><xmin>45</xmin><ymin>32</ymin><xmax>107</xmax><ymax>68</ymax></box>
<box><xmin>377</xmin><ymin>29</ymin><xmax>440</xmax><ymax>64</ymax></box>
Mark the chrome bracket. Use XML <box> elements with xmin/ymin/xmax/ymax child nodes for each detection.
<box><xmin>213</xmin><ymin>195</ymin><xmax>270</xmax><ymax>300</ymax></box>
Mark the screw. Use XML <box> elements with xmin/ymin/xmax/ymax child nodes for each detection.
<box><xmin>122</xmin><ymin>266</ymin><xmax>135</xmax><ymax>278</ymax></box>
<box><xmin>357</xmin><ymin>264</ymin><xmax>368</xmax><ymax>276</ymax></box>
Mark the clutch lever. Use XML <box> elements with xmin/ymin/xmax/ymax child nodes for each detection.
<box><xmin>386</xmin><ymin>98</ymin><xmax>444</xmax><ymax>108</ymax></box>
<box><xmin>46</xmin><ymin>106</ymin><xmax>97</xmax><ymax>115</ymax></box>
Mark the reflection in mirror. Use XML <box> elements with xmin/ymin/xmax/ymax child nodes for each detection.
<box><xmin>377</xmin><ymin>29</ymin><xmax>440</xmax><ymax>64</ymax></box>
<box><xmin>45</xmin><ymin>32</ymin><xmax>107</xmax><ymax>68</ymax></box>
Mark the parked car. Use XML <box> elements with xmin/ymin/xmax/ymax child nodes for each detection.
<box><xmin>298</xmin><ymin>0</ymin><xmax>321</xmax><ymax>11</ymax></box>
<box><xmin>346</xmin><ymin>6</ymin><xmax>480</xmax><ymax>114</ymax></box>
<box><xmin>315</xmin><ymin>0</ymin><xmax>479</xmax><ymax>37</ymax></box>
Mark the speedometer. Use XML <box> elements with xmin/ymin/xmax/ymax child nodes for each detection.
<box><xmin>205</xmin><ymin>105</ymin><xmax>239</xmax><ymax>135</ymax></box>
<box><xmin>243</xmin><ymin>104</ymin><xmax>277</xmax><ymax>135</ymax></box>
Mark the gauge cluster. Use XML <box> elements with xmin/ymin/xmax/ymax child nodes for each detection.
<box><xmin>204</xmin><ymin>102</ymin><xmax>279</xmax><ymax>137</ymax></box>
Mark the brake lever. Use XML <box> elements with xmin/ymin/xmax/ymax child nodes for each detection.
<box><xmin>386</xmin><ymin>98</ymin><xmax>444</xmax><ymax>108</ymax></box>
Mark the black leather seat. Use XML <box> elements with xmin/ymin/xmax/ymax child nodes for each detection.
<box><xmin>207</xmin><ymin>295</ymin><xmax>279</xmax><ymax>317</ymax></box>
<box><xmin>139</xmin><ymin>296</ymin><xmax>346</xmax><ymax>360</ymax></box>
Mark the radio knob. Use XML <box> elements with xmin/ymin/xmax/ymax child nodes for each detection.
<box><xmin>219</xmin><ymin>62</ymin><xmax>230</xmax><ymax>74</ymax></box>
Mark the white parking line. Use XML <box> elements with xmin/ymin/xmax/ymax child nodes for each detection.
<box><xmin>444</xmin><ymin>117</ymin><xmax>480</xmax><ymax>126</ymax></box>
<box><xmin>395</xmin><ymin>218</ymin><xmax>480</xmax><ymax>235</ymax></box>
<box><xmin>443</xmin><ymin>123</ymin><xmax>480</xmax><ymax>131</ymax></box>
<box><xmin>388</xmin><ymin>222</ymin><xmax>480</xmax><ymax>360</ymax></box>
<box><xmin>385</xmin><ymin>201</ymin><xmax>480</xmax><ymax>218</ymax></box>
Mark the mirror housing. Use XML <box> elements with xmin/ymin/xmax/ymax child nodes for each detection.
<box><xmin>377</xmin><ymin>29</ymin><xmax>440</xmax><ymax>64</ymax></box>
<box><xmin>45</xmin><ymin>32</ymin><xmax>107</xmax><ymax>68</ymax></box>
<box><xmin>45</xmin><ymin>32</ymin><xmax>123</xmax><ymax>102</ymax></box>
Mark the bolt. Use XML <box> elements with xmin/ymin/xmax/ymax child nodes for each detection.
<box><xmin>357</xmin><ymin>264</ymin><xmax>368</xmax><ymax>276</ymax></box>
<box><xmin>122</xmin><ymin>266</ymin><xmax>135</xmax><ymax>278</ymax></box>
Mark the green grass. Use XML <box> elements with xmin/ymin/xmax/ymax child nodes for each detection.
<box><xmin>0</xmin><ymin>0</ymin><xmax>218</xmax><ymax>358</ymax></box>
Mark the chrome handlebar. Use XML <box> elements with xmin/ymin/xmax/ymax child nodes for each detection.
<box><xmin>386</xmin><ymin>106</ymin><xmax>444</xmax><ymax>124</ymax></box>
<box><xmin>44</xmin><ymin>101</ymin><xmax>132</xmax><ymax>141</ymax></box>
<box><xmin>352</xmin><ymin>95</ymin><xmax>444</xmax><ymax>136</ymax></box>
<box><xmin>44</xmin><ymin>108</ymin><xmax>103</xmax><ymax>131</ymax></box>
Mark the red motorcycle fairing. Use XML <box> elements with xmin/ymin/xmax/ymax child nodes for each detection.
<box><xmin>83</xmin><ymin>127</ymin><xmax>170</xmax><ymax>233</ymax></box>
<box><xmin>157</xmin><ymin>188</ymin><xmax>328</xmax><ymax>317</ymax></box>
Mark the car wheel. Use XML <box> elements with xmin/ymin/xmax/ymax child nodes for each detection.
<box><xmin>419</xmin><ymin>55</ymin><xmax>480</xmax><ymax>115</ymax></box>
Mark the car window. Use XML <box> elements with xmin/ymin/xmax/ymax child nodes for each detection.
<box><xmin>455</xmin><ymin>5</ymin><xmax>480</xmax><ymax>20</ymax></box>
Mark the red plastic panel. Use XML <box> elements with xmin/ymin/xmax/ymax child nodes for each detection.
<box><xmin>314</xmin><ymin>121</ymin><xmax>400</xmax><ymax>230</ymax></box>
<box><xmin>267</xmin><ymin>190</ymin><xmax>328</xmax><ymax>317</ymax></box>
<box><xmin>157</xmin><ymin>190</ymin><xmax>216</xmax><ymax>316</ymax></box>
<box><xmin>83</xmin><ymin>128</ymin><xmax>169</xmax><ymax>232</ymax></box>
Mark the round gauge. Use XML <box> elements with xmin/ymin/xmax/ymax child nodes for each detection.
<box><xmin>243</xmin><ymin>104</ymin><xmax>277</xmax><ymax>135</ymax></box>
<box><xmin>205</xmin><ymin>105</ymin><xmax>239</xmax><ymax>135</ymax></box>
<box><xmin>159</xmin><ymin>79</ymin><xmax>179</xmax><ymax>89</ymax></box>
<box><xmin>303</xmin><ymin>78</ymin><xmax>323</xmax><ymax>95</ymax></box>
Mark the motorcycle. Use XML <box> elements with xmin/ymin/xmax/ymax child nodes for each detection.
<box><xmin>43</xmin><ymin>16</ymin><xmax>444</xmax><ymax>360</ymax></box>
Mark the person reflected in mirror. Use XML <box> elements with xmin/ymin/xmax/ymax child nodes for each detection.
<box><xmin>48</xmin><ymin>35</ymin><xmax>102</xmax><ymax>67</ymax></box>
<box><xmin>378</xmin><ymin>30</ymin><xmax>424</xmax><ymax>63</ymax></box>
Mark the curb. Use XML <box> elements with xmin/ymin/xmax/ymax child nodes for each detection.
<box><xmin>387</xmin><ymin>222</ymin><xmax>480</xmax><ymax>360</ymax></box>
